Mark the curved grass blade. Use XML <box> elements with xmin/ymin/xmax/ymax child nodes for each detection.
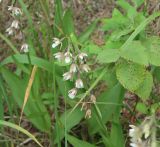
<box><xmin>0</xmin><ymin>54</ymin><xmax>53</xmax><ymax>73</ymax></box>
<box><xmin>0</xmin><ymin>32</ymin><xmax>19</xmax><ymax>54</ymax></box>
<box><xmin>0</xmin><ymin>120</ymin><xmax>43</xmax><ymax>147</ymax></box>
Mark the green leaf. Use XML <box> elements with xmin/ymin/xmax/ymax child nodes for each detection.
<box><xmin>97</xmin><ymin>49</ymin><xmax>120</xmax><ymax>63</ymax></box>
<box><xmin>116</xmin><ymin>61</ymin><xmax>146</xmax><ymax>92</ymax></box>
<box><xmin>0</xmin><ymin>54</ymin><xmax>53</xmax><ymax>73</ymax></box>
<box><xmin>148</xmin><ymin>42</ymin><xmax>160</xmax><ymax>66</ymax></box>
<box><xmin>110</xmin><ymin>121</ymin><xmax>124</xmax><ymax>147</ymax></box>
<box><xmin>62</xmin><ymin>9</ymin><xmax>75</xmax><ymax>35</ymax></box>
<box><xmin>79</xmin><ymin>20</ymin><xmax>98</xmax><ymax>43</ymax></box>
<box><xmin>0</xmin><ymin>120</ymin><xmax>43</xmax><ymax>147</ymax></box>
<box><xmin>83</xmin><ymin>42</ymin><xmax>101</xmax><ymax>55</ymax></box>
<box><xmin>132</xmin><ymin>0</ymin><xmax>144</xmax><ymax>8</ymax></box>
<box><xmin>135</xmin><ymin>72</ymin><xmax>153</xmax><ymax>100</ymax></box>
<box><xmin>136</xmin><ymin>103</ymin><xmax>148</xmax><ymax>114</ymax></box>
<box><xmin>54</xmin><ymin>0</ymin><xmax>63</xmax><ymax>36</ymax></box>
<box><xmin>117</xmin><ymin>0</ymin><xmax>137</xmax><ymax>19</ymax></box>
<box><xmin>121</xmin><ymin>41</ymin><xmax>148</xmax><ymax>65</ymax></box>
<box><xmin>54</xmin><ymin>107</ymin><xmax>84</xmax><ymax>143</ymax></box>
<box><xmin>67</xmin><ymin>135</ymin><xmax>96</xmax><ymax>147</ymax></box>
<box><xmin>88</xmin><ymin>83</ymin><xmax>125</xmax><ymax>134</ymax></box>
<box><xmin>102</xmin><ymin>9</ymin><xmax>129</xmax><ymax>31</ymax></box>
<box><xmin>1</xmin><ymin>67</ymin><xmax>51</xmax><ymax>132</ymax></box>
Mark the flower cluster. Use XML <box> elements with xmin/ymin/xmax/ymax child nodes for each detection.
<box><xmin>6</xmin><ymin>5</ymin><xmax>22</xmax><ymax>36</ymax></box>
<box><xmin>129</xmin><ymin>117</ymin><xmax>155</xmax><ymax>147</ymax></box>
<box><xmin>52</xmin><ymin>38</ymin><xmax>91</xmax><ymax>99</ymax></box>
<box><xmin>6</xmin><ymin>4</ymin><xmax>29</xmax><ymax>53</ymax></box>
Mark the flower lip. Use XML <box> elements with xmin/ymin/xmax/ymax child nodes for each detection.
<box><xmin>78</xmin><ymin>52</ymin><xmax>88</xmax><ymax>60</ymax></box>
<box><xmin>70</xmin><ymin>64</ymin><xmax>77</xmax><ymax>73</ymax></box>
<box><xmin>63</xmin><ymin>72</ymin><xmax>72</xmax><ymax>81</ymax></box>
<box><xmin>52</xmin><ymin>38</ymin><xmax>61</xmax><ymax>48</ymax></box>
<box><xmin>53</xmin><ymin>52</ymin><xmax>64</xmax><ymax>61</ymax></box>
<box><xmin>80</xmin><ymin>64</ymin><xmax>91</xmax><ymax>73</ymax></box>
<box><xmin>21</xmin><ymin>43</ymin><xmax>29</xmax><ymax>53</ymax></box>
<box><xmin>75</xmin><ymin>78</ymin><xmax>84</xmax><ymax>88</ymax></box>
<box><xmin>6</xmin><ymin>27</ymin><xmax>14</xmax><ymax>35</ymax></box>
<box><xmin>11</xmin><ymin>20</ymin><xmax>19</xmax><ymax>29</ymax></box>
<box><xmin>68</xmin><ymin>88</ymin><xmax>77</xmax><ymax>99</ymax></box>
<box><xmin>64</xmin><ymin>51</ymin><xmax>72</xmax><ymax>64</ymax></box>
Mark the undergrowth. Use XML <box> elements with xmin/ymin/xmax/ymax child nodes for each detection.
<box><xmin>0</xmin><ymin>0</ymin><xmax>160</xmax><ymax>147</ymax></box>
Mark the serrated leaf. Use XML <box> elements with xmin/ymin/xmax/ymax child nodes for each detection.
<box><xmin>117</xmin><ymin>0</ymin><xmax>137</xmax><ymax>19</ymax></box>
<box><xmin>116</xmin><ymin>61</ymin><xmax>146</xmax><ymax>92</ymax></box>
<box><xmin>135</xmin><ymin>72</ymin><xmax>153</xmax><ymax>100</ymax></box>
<box><xmin>121</xmin><ymin>41</ymin><xmax>148</xmax><ymax>65</ymax></box>
<box><xmin>97</xmin><ymin>49</ymin><xmax>120</xmax><ymax>63</ymax></box>
<box><xmin>148</xmin><ymin>43</ymin><xmax>160</xmax><ymax>66</ymax></box>
<box><xmin>102</xmin><ymin>9</ymin><xmax>129</xmax><ymax>31</ymax></box>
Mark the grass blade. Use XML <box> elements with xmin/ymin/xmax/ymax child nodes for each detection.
<box><xmin>0</xmin><ymin>120</ymin><xmax>43</xmax><ymax>147</ymax></box>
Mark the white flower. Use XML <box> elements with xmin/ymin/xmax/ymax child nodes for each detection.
<box><xmin>8</xmin><ymin>6</ymin><xmax>22</xmax><ymax>16</ymax></box>
<box><xmin>70</xmin><ymin>64</ymin><xmax>77</xmax><ymax>73</ymax></box>
<box><xmin>130</xmin><ymin>143</ymin><xmax>137</xmax><ymax>147</ymax></box>
<box><xmin>80</xmin><ymin>64</ymin><xmax>90</xmax><ymax>72</ymax></box>
<box><xmin>64</xmin><ymin>51</ymin><xmax>72</xmax><ymax>63</ymax></box>
<box><xmin>52</xmin><ymin>38</ymin><xmax>61</xmax><ymax>48</ymax></box>
<box><xmin>21</xmin><ymin>43</ymin><xmax>29</xmax><ymax>53</ymax></box>
<box><xmin>6</xmin><ymin>27</ymin><xmax>14</xmax><ymax>35</ymax></box>
<box><xmin>63</xmin><ymin>72</ymin><xmax>72</xmax><ymax>81</ymax></box>
<box><xmin>13</xmin><ymin>8</ymin><xmax>22</xmax><ymax>16</ymax></box>
<box><xmin>11</xmin><ymin>20</ymin><xmax>19</xmax><ymax>29</ymax></box>
<box><xmin>129</xmin><ymin>125</ymin><xmax>137</xmax><ymax>138</ymax></box>
<box><xmin>8</xmin><ymin>6</ymin><xmax>13</xmax><ymax>11</ymax></box>
<box><xmin>75</xmin><ymin>79</ymin><xmax>84</xmax><ymax>88</ymax></box>
<box><xmin>78</xmin><ymin>52</ymin><xmax>88</xmax><ymax>60</ymax></box>
<box><xmin>68</xmin><ymin>88</ymin><xmax>77</xmax><ymax>99</ymax></box>
<box><xmin>53</xmin><ymin>52</ymin><xmax>64</xmax><ymax>61</ymax></box>
<box><xmin>0</xmin><ymin>0</ymin><xmax>2</xmax><ymax>3</ymax></box>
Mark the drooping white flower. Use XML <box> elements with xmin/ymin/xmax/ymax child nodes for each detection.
<box><xmin>21</xmin><ymin>43</ymin><xmax>29</xmax><ymax>53</ymax></box>
<box><xmin>63</xmin><ymin>72</ymin><xmax>72</xmax><ymax>81</ymax></box>
<box><xmin>8</xmin><ymin>6</ymin><xmax>22</xmax><ymax>16</ymax></box>
<box><xmin>6</xmin><ymin>27</ymin><xmax>14</xmax><ymax>35</ymax></box>
<box><xmin>13</xmin><ymin>8</ymin><xmax>22</xmax><ymax>16</ymax></box>
<box><xmin>78</xmin><ymin>52</ymin><xmax>88</xmax><ymax>60</ymax></box>
<box><xmin>8</xmin><ymin>5</ymin><xmax>13</xmax><ymax>11</ymax></box>
<box><xmin>52</xmin><ymin>38</ymin><xmax>61</xmax><ymax>48</ymax></box>
<box><xmin>11</xmin><ymin>20</ymin><xmax>19</xmax><ymax>29</ymax></box>
<box><xmin>53</xmin><ymin>52</ymin><xmax>64</xmax><ymax>61</ymax></box>
<box><xmin>80</xmin><ymin>64</ymin><xmax>90</xmax><ymax>72</ymax></box>
<box><xmin>130</xmin><ymin>143</ymin><xmax>137</xmax><ymax>147</ymax></box>
<box><xmin>68</xmin><ymin>88</ymin><xmax>77</xmax><ymax>99</ymax></box>
<box><xmin>75</xmin><ymin>79</ymin><xmax>84</xmax><ymax>88</ymax></box>
<box><xmin>70</xmin><ymin>64</ymin><xmax>77</xmax><ymax>73</ymax></box>
<box><xmin>129</xmin><ymin>125</ymin><xmax>137</xmax><ymax>138</ymax></box>
<box><xmin>64</xmin><ymin>51</ymin><xmax>72</xmax><ymax>63</ymax></box>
